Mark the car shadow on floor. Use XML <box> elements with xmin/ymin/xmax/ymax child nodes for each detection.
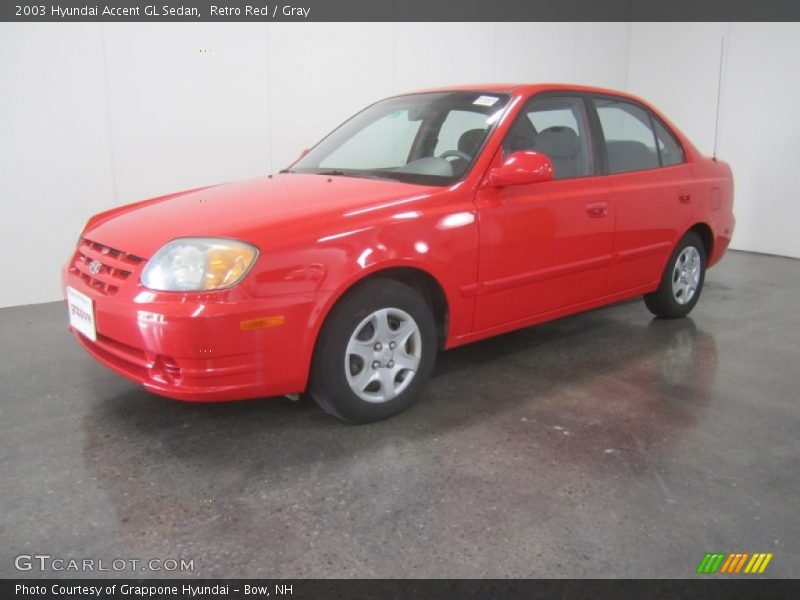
<box><xmin>81</xmin><ymin>302</ymin><xmax>717</xmax><ymax>480</ymax></box>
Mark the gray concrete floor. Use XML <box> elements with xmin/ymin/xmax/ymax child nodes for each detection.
<box><xmin>1</xmin><ymin>250</ymin><xmax>798</xmax><ymax>578</ymax></box>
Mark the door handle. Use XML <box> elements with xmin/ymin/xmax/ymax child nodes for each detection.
<box><xmin>678</xmin><ymin>193</ymin><xmax>692</xmax><ymax>204</ymax></box>
<box><xmin>586</xmin><ymin>202</ymin><xmax>608</xmax><ymax>218</ymax></box>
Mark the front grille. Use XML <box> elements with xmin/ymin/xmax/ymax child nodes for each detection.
<box><xmin>70</xmin><ymin>238</ymin><xmax>144</xmax><ymax>295</ymax></box>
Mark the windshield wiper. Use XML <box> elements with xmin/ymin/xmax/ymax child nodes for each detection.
<box><xmin>287</xmin><ymin>168</ymin><xmax>399</xmax><ymax>181</ymax></box>
<box><xmin>321</xmin><ymin>169</ymin><xmax>404</xmax><ymax>182</ymax></box>
<box><xmin>278</xmin><ymin>168</ymin><xmax>353</xmax><ymax>177</ymax></box>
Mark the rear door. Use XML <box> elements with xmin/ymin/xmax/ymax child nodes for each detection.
<box><xmin>473</xmin><ymin>94</ymin><xmax>614</xmax><ymax>331</ymax></box>
<box><xmin>590</xmin><ymin>96</ymin><xmax>697</xmax><ymax>293</ymax></box>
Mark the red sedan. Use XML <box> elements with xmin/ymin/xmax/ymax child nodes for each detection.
<box><xmin>63</xmin><ymin>84</ymin><xmax>734</xmax><ymax>423</ymax></box>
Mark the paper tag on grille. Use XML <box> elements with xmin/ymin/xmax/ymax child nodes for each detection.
<box><xmin>67</xmin><ymin>286</ymin><xmax>96</xmax><ymax>342</ymax></box>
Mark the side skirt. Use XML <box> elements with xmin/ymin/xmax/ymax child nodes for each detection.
<box><xmin>446</xmin><ymin>282</ymin><xmax>659</xmax><ymax>349</ymax></box>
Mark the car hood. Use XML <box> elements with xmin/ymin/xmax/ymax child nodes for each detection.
<box><xmin>84</xmin><ymin>174</ymin><xmax>440</xmax><ymax>258</ymax></box>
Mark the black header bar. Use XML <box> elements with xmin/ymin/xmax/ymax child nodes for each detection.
<box><xmin>3</xmin><ymin>0</ymin><xmax>800</xmax><ymax>22</ymax></box>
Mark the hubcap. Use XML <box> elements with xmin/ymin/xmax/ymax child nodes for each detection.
<box><xmin>671</xmin><ymin>246</ymin><xmax>702</xmax><ymax>305</ymax></box>
<box><xmin>345</xmin><ymin>308</ymin><xmax>422</xmax><ymax>403</ymax></box>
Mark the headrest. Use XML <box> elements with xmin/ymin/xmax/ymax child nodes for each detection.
<box><xmin>458</xmin><ymin>128</ymin><xmax>487</xmax><ymax>156</ymax></box>
<box><xmin>535</xmin><ymin>126</ymin><xmax>580</xmax><ymax>159</ymax></box>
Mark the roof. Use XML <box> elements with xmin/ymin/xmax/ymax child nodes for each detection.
<box><xmin>407</xmin><ymin>82</ymin><xmax>641</xmax><ymax>100</ymax></box>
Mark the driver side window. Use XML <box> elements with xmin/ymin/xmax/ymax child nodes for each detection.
<box><xmin>503</xmin><ymin>96</ymin><xmax>595</xmax><ymax>180</ymax></box>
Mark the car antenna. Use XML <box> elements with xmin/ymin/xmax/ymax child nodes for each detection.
<box><xmin>712</xmin><ymin>35</ymin><xmax>726</xmax><ymax>161</ymax></box>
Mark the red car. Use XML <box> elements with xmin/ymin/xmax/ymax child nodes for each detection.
<box><xmin>64</xmin><ymin>84</ymin><xmax>734</xmax><ymax>423</ymax></box>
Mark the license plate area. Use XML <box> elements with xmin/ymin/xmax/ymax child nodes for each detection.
<box><xmin>67</xmin><ymin>286</ymin><xmax>97</xmax><ymax>342</ymax></box>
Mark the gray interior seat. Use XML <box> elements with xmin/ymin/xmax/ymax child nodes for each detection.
<box><xmin>458</xmin><ymin>128</ymin><xmax>487</xmax><ymax>156</ymax></box>
<box><xmin>606</xmin><ymin>140</ymin><xmax>659</xmax><ymax>173</ymax></box>
<box><xmin>448</xmin><ymin>128</ymin><xmax>487</xmax><ymax>173</ymax></box>
<box><xmin>534</xmin><ymin>126</ymin><xmax>581</xmax><ymax>179</ymax></box>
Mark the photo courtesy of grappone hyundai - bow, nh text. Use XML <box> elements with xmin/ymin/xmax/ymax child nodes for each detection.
<box><xmin>64</xmin><ymin>84</ymin><xmax>735</xmax><ymax>423</ymax></box>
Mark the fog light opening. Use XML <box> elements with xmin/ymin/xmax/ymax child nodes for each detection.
<box><xmin>150</xmin><ymin>355</ymin><xmax>182</xmax><ymax>384</ymax></box>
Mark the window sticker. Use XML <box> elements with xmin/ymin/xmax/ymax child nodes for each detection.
<box><xmin>473</xmin><ymin>95</ymin><xmax>500</xmax><ymax>107</ymax></box>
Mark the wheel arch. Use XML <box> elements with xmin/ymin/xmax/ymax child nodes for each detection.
<box><xmin>302</xmin><ymin>263</ymin><xmax>451</xmax><ymax>391</ymax></box>
<box><xmin>652</xmin><ymin>221</ymin><xmax>715</xmax><ymax>291</ymax></box>
<box><xmin>686</xmin><ymin>222</ymin><xmax>714</xmax><ymax>260</ymax></box>
<box><xmin>326</xmin><ymin>265</ymin><xmax>450</xmax><ymax>348</ymax></box>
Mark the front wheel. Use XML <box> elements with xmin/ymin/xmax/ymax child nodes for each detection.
<box><xmin>644</xmin><ymin>231</ymin><xmax>706</xmax><ymax>319</ymax></box>
<box><xmin>309</xmin><ymin>279</ymin><xmax>437</xmax><ymax>423</ymax></box>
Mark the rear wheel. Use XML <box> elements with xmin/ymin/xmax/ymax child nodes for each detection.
<box><xmin>644</xmin><ymin>231</ymin><xmax>706</xmax><ymax>319</ymax></box>
<box><xmin>309</xmin><ymin>279</ymin><xmax>437</xmax><ymax>423</ymax></box>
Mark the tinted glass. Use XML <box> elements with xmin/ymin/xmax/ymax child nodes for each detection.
<box><xmin>653</xmin><ymin>119</ymin><xmax>685</xmax><ymax>166</ymax></box>
<box><xmin>503</xmin><ymin>96</ymin><xmax>594</xmax><ymax>179</ymax></box>
<box><xmin>594</xmin><ymin>98</ymin><xmax>660</xmax><ymax>173</ymax></box>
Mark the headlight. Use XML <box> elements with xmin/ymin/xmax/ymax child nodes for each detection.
<box><xmin>141</xmin><ymin>238</ymin><xmax>258</xmax><ymax>292</ymax></box>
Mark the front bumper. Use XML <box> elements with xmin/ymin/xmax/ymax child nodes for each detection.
<box><xmin>63</xmin><ymin>264</ymin><xmax>322</xmax><ymax>402</ymax></box>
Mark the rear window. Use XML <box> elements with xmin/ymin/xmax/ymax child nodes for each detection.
<box><xmin>594</xmin><ymin>98</ymin><xmax>659</xmax><ymax>174</ymax></box>
<box><xmin>653</xmin><ymin>119</ymin><xmax>685</xmax><ymax>166</ymax></box>
<box><xmin>593</xmin><ymin>96</ymin><xmax>686</xmax><ymax>173</ymax></box>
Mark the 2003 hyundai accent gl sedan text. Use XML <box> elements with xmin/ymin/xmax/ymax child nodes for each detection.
<box><xmin>64</xmin><ymin>84</ymin><xmax>735</xmax><ymax>423</ymax></box>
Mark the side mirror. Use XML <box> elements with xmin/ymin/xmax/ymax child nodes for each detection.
<box><xmin>490</xmin><ymin>151</ymin><xmax>553</xmax><ymax>187</ymax></box>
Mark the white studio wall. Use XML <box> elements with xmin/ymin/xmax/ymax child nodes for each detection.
<box><xmin>626</xmin><ymin>22</ymin><xmax>800</xmax><ymax>260</ymax></box>
<box><xmin>0</xmin><ymin>24</ymin><xmax>116</xmax><ymax>309</ymax></box>
<box><xmin>0</xmin><ymin>21</ymin><xmax>630</xmax><ymax>308</ymax></box>
<box><xmin>1</xmin><ymin>21</ymin><xmax>797</xmax><ymax>308</ymax></box>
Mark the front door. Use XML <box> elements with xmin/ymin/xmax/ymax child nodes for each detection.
<box><xmin>473</xmin><ymin>95</ymin><xmax>614</xmax><ymax>332</ymax></box>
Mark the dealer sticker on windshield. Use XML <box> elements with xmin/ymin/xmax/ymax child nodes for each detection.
<box><xmin>67</xmin><ymin>286</ymin><xmax>96</xmax><ymax>342</ymax></box>
<box><xmin>473</xmin><ymin>95</ymin><xmax>500</xmax><ymax>107</ymax></box>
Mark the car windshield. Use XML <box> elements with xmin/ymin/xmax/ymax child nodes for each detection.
<box><xmin>288</xmin><ymin>91</ymin><xmax>511</xmax><ymax>186</ymax></box>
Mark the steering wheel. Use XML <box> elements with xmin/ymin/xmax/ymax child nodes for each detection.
<box><xmin>439</xmin><ymin>149</ymin><xmax>472</xmax><ymax>162</ymax></box>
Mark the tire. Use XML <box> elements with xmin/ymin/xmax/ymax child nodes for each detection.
<box><xmin>644</xmin><ymin>231</ymin><xmax>706</xmax><ymax>319</ymax></box>
<box><xmin>308</xmin><ymin>279</ymin><xmax>437</xmax><ymax>423</ymax></box>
